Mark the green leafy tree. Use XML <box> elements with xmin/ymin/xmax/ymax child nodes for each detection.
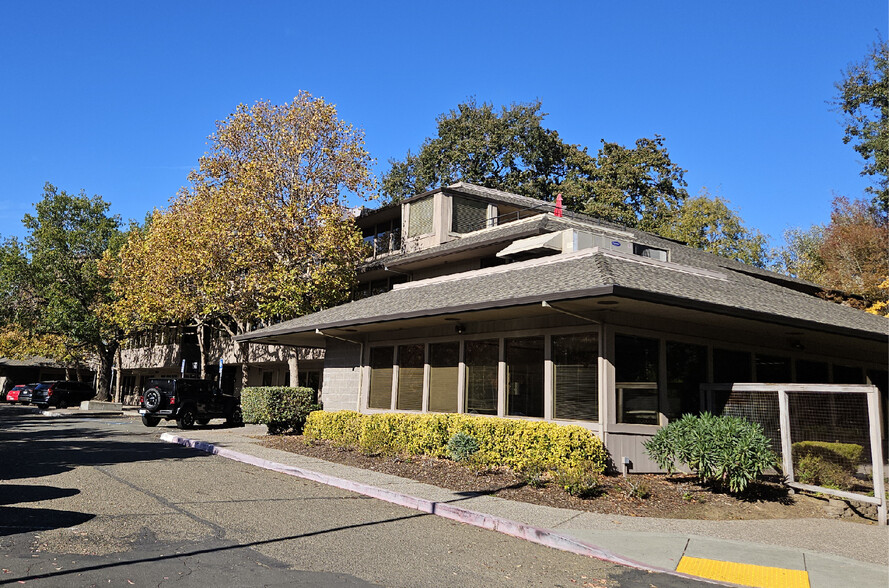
<box><xmin>382</xmin><ymin>99</ymin><xmax>689</xmax><ymax>232</ymax></box>
<box><xmin>382</xmin><ymin>99</ymin><xmax>567</xmax><ymax>202</ymax></box>
<box><xmin>0</xmin><ymin>183</ymin><xmax>125</xmax><ymax>399</ymax></box>
<box><xmin>834</xmin><ymin>39</ymin><xmax>888</xmax><ymax>212</ymax></box>
<box><xmin>106</xmin><ymin>93</ymin><xmax>373</xmax><ymax>378</ymax></box>
<box><xmin>774</xmin><ymin>196</ymin><xmax>888</xmax><ymax>312</ymax></box>
<box><xmin>661</xmin><ymin>189</ymin><xmax>769</xmax><ymax>267</ymax></box>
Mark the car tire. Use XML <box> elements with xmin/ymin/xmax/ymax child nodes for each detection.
<box><xmin>196</xmin><ymin>418</ymin><xmax>210</xmax><ymax>426</ymax></box>
<box><xmin>226</xmin><ymin>406</ymin><xmax>244</xmax><ymax>428</ymax></box>
<box><xmin>176</xmin><ymin>406</ymin><xmax>197</xmax><ymax>429</ymax></box>
<box><xmin>141</xmin><ymin>415</ymin><xmax>161</xmax><ymax>427</ymax></box>
<box><xmin>143</xmin><ymin>388</ymin><xmax>163</xmax><ymax>412</ymax></box>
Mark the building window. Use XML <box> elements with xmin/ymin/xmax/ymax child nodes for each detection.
<box><xmin>666</xmin><ymin>341</ymin><xmax>707</xmax><ymax>421</ymax></box>
<box><xmin>262</xmin><ymin>371</ymin><xmax>274</xmax><ymax>387</ymax></box>
<box><xmin>615</xmin><ymin>334</ymin><xmax>659</xmax><ymax>425</ymax></box>
<box><xmin>396</xmin><ymin>344</ymin><xmax>424</xmax><ymax>411</ymax></box>
<box><xmin>755</xmin><ymin>354</ymin><xmax>791</xmax><ymax>383</ymax></box>
<box><xmin>506</xmin><ymin>337</ymin><xmax>544</xmax><ymax>418</ymax></box>
<box><xmin>552</xmin><ymin>333</ymin><xmax>598</xmax><ymax>421</ymax></box>
<box><xmin>451</xmin><ymin>196</ymin><xmax>489</xmax><ymax>233</ymax></box>
<box><xmin>833</xmin><ymin>364</ymin><xmax>864</xmax><ymax>384</ymax></box>
<box><xmin>713</xmin><ymin>348</ymin><xmax>752</xmax><ymax>384</ymax></box>
<box><xmin>633</xmin><ymin>244</ymin><xmax>668</xmax><ymax>261</ymax></box>
<box><xmin>428</xmin><ymin>342</ymin><xmax>459</xmax><ymax>413</ymax></box>
<box><xmin>368</xmin><ymin>346</ymin><xmax>394</xmax><ymax>409</ymax></box>
<box><xmin>796</xmin><ymin>360</ymin><xmax>829</xmax><ymax>383</ymax></box>
<box><xmin>363</xmin><ymin>219</ymin><xmax>402</xmax><ymax>258</ymax></box>
<box><xmin>464</xmin><ymin>339</ymin><xmax>498</xmax><ymax>415</ymax></box>
<box><xmin>407</xmin><ymin>196</ymin><xmax>434</xmax><ymax>237</ymax></box>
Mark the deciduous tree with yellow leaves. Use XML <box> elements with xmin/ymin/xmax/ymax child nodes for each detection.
<box><xmin>105</xmin><ymin>93</ymin><xmax>374</xmax><ymax>377</ymax></box>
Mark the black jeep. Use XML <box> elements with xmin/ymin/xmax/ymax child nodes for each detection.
<box><xmin>139</xmin><ymin>378</ymin><xmax>243</xmax><ymax>429</ymax></box>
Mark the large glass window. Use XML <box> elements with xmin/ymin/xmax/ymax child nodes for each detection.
<box><xmin>552</xmin><ymin>333</ymin><xmax>598</xmax><ymax>421</ymax></box>
<box><xmin>396</xmin><ymin>344</ymin><xmax>424</xmax><ymax>411</ymax></box>
<box><xmin>615</xmin><ymin>334</ymin><xmax>659</xmax><ymax>425</ymax></box>
<box><xmin>407</xmin><ymin>196</ymin><xmax>434</xmax><ymax>237</ymax></box>
<box><xmin>368</xmin><ymin>346</ymin><xmax>394</xmax><ymax>409</ymax></box>
<box><xmin>506</xmin><ymin>337</ymin><xmax>544</xmax><ymax>418</ymax></box>
<box><xmin>464</xmin><ymin>339</ymin><xmax>499</xmax><ymax>415</ymax></box>
<box><xmin>666</xmin><ymin>341</ymin><xmax>707</xmax><ymax>420</ymax></box>
<box><xmin>796</xmin><ymin>359</ymin><xmax>829</xmax><ymax>383</ymax></box>
<box><xmin>755</xmin><ymin>354</ymin><xmax>791</xmax><ymax>383</ymax></box>
<box><xmin>451</xmin><ymin>196</ymin><xmax>488</xmax><ymax>233</ymax></box>
<box><xmin>833</xmin><ymin>364</ymin><xmax>864</xmax><ymax>384</ymax></box>
<box><xmin>428</xmin><ymin>342</ymin><xmax>459</xmax><ymax>413</ymax></box>
<box><xmin>713</xmin><ymin>348</ymin><xmax>751</xmax><ymax>384</ymax></box>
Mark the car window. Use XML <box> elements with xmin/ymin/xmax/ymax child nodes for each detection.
<box><xmin>148</xmin><ymin>379</ymin><xmax>175</xmax><ymax>393</ymax></box>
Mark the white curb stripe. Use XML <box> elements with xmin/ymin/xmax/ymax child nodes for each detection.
<box><xmin>160</xmin><ymin>433</ymin><xmax>725</xmax><ymax>585</ymax></box>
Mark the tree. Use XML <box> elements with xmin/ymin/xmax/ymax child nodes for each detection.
<box><xmin>774</xmin><ymin>196</ymin><xmax>888</xmax><ymax>313</ymax></box>
<box><xmin>107</xmin><ymin>93</ymin><xmax>373</xmax><ymax>378</ymax></box>
<box><xmin>0</xmin><ymin>183</ymin><xmax>124</xmax><ymax>399</ymax></box>
<box><xmin>834</xmin><ymin>39</ymin><xmax>888</xmax><ymax>212</ymax></box>
<box><xmin>382</xmin><ymin>99</ymin><xmax>689</xmax><ymax>232</ymax></box>
<box><xmin>660</xmin><ymin>189</ymin><xmax>769</xmax><ymax>267</ymax></box>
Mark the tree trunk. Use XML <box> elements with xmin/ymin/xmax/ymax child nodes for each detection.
<box><xmin>288</xmin><ymin>350</ymin><xmax>299</xmax><ymax>388</ymax></box>
<box><xmin>94</xmin><ymin>342</ymin><xmax>119</xmax><ymax>401</ymax></box>
<box><xmin>239</xmin><ymin>341</ymin><xmax>250</xmax><ymax>393</ymax></box>
<box><xmin>113</xmin><ymin>347</ymin><xmax>122</xmax><ymax>403</ymax></box>
<box><xmin>198</xmin><ymin>323</ymin><xmax>207</xmax><ymax>379</ymax></box>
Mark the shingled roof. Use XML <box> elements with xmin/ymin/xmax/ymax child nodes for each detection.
<box><xmin>240</xmin><ymin>247</ymin><xmax>887</xmax><ymax>344</ymax></box>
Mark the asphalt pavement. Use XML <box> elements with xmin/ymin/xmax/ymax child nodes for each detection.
<box><xmin>2</xmin><ymin>405</ymin><xmax>716</xmax><ymax>587</ymax></box>
<box><xmin>157</xmin><ymin>420</ymin><xmax>889</xmax><ymax>588</ymax></box>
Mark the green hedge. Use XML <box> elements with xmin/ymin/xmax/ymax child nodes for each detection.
<box><xmin>304</xmin><ymin>411</ymin><xmax>608</xmax><ymax>472</ymax></box>
<box><xmin>241</xmin><ymin>387</ymin><xmax>321</xmax><ymax>435</ymax></box>
<box><xmin>792</xmin><ymin>441</ymin><xmax>863</xmax><ymax>490</ymax></box>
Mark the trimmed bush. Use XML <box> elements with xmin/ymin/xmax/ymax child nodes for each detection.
<box><xmin>792</xmin><ymin>441</ymin><xmax>863</xmax><ymax>490</ymax></box>
<box><xmin>241</xmin><ymin>387</ymin><xmax>321</xmax><ymax>435</ymax></box>
<box><xmin>447</xmin><ymin>432</ymin><xmax>480</xmax><ymax>462</ymax></box>
<box><xmin>643</xmin><ymin>412</ymin><xmax>776</xmax><ymax>493</ymax></box>
<box><xmin>304</xmin><ymin>411</ymin><xmax>608</xmax><ymax>473</ymax></box>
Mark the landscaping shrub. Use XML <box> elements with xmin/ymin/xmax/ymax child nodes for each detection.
<box><xmin>792</xmin><ymin>441</ymin><xmax>863</xmax><ymax>490</ymax></box>
<box><xmin>643</xmin><ymin>412</ymin><xmax>776</xmax><ymax>493</ymax></box>
<box><xmin>241</xmin><ymin>387</ymin><xmax>321</xmax><ymax>435</ymax></box>
<box><xmin>554</xmin><ymin>463</ymin><xmax>604</xmax><ymax>498</ymax></box>
<box><xmin>447</xmin><ymin>431</ymin><xmax>479</xmax><ymax>462</ymax></box>
<box><xmin>304</xmin><ymin>411</ymin><xmax>608</xmax><ymax>473</ymax></box>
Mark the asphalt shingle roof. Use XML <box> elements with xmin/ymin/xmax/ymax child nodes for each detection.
<box><xmin>241</xmin><ymin>248</ymin><xmax>887</xmax><ymax>342</ymax></box>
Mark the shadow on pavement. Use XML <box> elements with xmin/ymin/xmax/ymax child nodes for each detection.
<box><xmin>0</xmin><ymin>484</ymin><xmax>80</xmax><ymax>506</ymax></box>
<box><xmin>0</xmin><ymin>505</ymin><xmax>95</xmax><ymax>538</ymax></box>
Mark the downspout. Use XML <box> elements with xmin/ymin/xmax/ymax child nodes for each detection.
<box><xmin>315</xmin><ymin>329</ymin><xmax>365</xmax><ymax>412</ymax></box>
<box><xmin>540</xmin><ymin>301</ymin><xmax>599</xmax><ymax>324</ymax></box>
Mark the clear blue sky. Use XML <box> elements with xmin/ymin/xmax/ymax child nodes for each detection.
<box><xmin>1</xmin><ymin>1</ymin><xmax>885</xmax><ymax>248</ymax></box>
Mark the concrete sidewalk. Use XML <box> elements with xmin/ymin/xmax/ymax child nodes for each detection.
<box><xmin>160</xmin><ymin>425</ymin><xmax>888</xmax><ymax>588</ymax></box>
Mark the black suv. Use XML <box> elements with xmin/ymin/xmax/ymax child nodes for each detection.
<box><xmin>139</xmin><ymin>378</ymin><xmax>243</xmax><ymax>429</ymax></box>
<box><xmin>32</xmin><ymin>381</ymin><xmax>96</xmax><ymax>409</ymax></box>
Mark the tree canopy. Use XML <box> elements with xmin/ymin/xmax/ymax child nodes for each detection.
<box><xmin>774</xmin><ymin>196</ymin><xmax>888</xmax><ymax>314</ymax></box>
<box><xmin>107</xmin><ymin>94</ymin><xmax>373</xmax><ymax>350</ymax></box>
<box><xmin>660</xmin><ymin>189</ymin><xmax>770</xmax><ymax>267</ymax></box>
<box><xmin>0</xmin><ymin>183</ymin><xmax>124</xmax><ymax>398</ymax></box>
<box><xmin>382</xmin><ymin>99</ymin><xmax>689</xmax><ymax>233</ymax></box>
<box><xmin>834</xmin><ymin>39</ymin><xmax>888</xmax><ymax>212</ymax></box>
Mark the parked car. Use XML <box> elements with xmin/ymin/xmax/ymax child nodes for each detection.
<box><xmin>5</xmin><ymin>384</ymin><xmax>36</xmax><ymax>404</ymax></box>
<box><xmin>31</xmin><ymin>381</ymin><xmax>96</xmax><ymax>409</ymax></box>
<box><xmin>139</xmin><ymin>378</ymin><xmax>243</xmax><ymax>429</ymax></box>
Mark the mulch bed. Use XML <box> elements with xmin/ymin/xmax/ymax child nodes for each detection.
<box><xmin>258</xmin><ymin>435</ymin><xmax>838</xmax><ymax>521</ymax></box>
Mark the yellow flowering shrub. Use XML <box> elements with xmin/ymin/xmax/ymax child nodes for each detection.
<box><xmin>304</xmin><ymin>411</ymin><xmax>607</xmax><ymax>472</ymax></box>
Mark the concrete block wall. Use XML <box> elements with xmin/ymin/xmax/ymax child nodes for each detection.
<box><xmin>319</xmin><ymin>339</ymin><xmax>362</xmax><ymax>412</ymax></box>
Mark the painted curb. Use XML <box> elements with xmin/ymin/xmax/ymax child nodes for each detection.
<box><xmin>160</xmin><ymin>433</ymin><xmax>728</xmax><ymax>585</ymax></box>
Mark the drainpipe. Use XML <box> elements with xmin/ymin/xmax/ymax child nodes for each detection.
<box><xmin>315</xmin><ymin>329</ymin><xmax>364</xmax><ymax>412</ymax></box>
<box><xmin>540</xmin><ymin>301</ymin><xmax>599</xmax><ymax>324</ymax></box>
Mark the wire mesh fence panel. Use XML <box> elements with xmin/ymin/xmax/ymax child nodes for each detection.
<box><xmin>712</xmin><ymin>389</ymin><xmax>782</xmax><ymax>459</ymax></box>
<box><xmin>705</xmin><ymin>383</ymin><xmax>886</xmax><ymax>525</ymax></box>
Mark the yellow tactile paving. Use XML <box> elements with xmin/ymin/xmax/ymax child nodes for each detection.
<box><xmin>676</xmin><ymin>556</ymin><xmax>809</xmax><ymax>588</ymax></box>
